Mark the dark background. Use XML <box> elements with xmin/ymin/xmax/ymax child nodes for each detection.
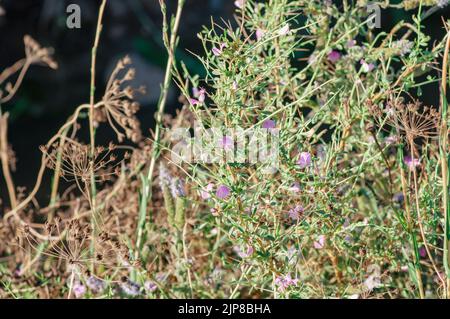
<box><xmin>0</xmin><ymin>0</ymin><xmax>449</xmax><ymax>202</ymax></box>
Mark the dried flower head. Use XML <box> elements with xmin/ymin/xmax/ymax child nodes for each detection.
<box><xmin>23</xmin><ymin>35</ymin><xmax>58</xmax><ymax>69</ymax></box>
<box><xmin>101</xmin><ymin>55</ymin><xmax>145</xmax><ymax>143</ymax></box>
<box><xmin>41</xmin><ymin>140</ymin><xmax>120</xmax><ymax>190</ymax></box>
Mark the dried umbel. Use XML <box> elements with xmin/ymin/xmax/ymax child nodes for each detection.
<box><xmin>40</xmin><ymin>140</ymin><xmax>120</xmax><ymax>190</ymax></box>
<box><xmin>20</xmin><ymin>217</ymin><xmax>139</xmax><ymax>275</ymax></box>
<box><xmin>0</xmin><ymin>35</ymin><xmax>57</xmax><ymax>103</ymax></box>
<box><xmin>23</xmin><ymin>35</ymin><xmax>58</xmax><ymax>69</ymax></box>
<box><xmin>369</xmin><ymin>99</ymin><xmax>440</xmax><ymax>147</ymax></box>
<box><xmin>100</xmin><ymin>55</ymin><xmax>145</xmax><ymax>143</ymax></box>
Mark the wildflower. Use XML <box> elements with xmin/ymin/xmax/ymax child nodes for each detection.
<box><xmin>288</xmin><ymin>205</ymin><xmax>303</xmax><ymax>221</ymax></box>
<box><xmin>275</xmin><ymin>274</ymin><xmax>298</xmax><ymax>292</ymax></box>
<box><xmin>120</xmin><ymin>278</ymin><xmax>141</xmax><ymax>296</ymax></box>
<box><xmin>308</xmin><ymin>52</ymin><xmax>318</xmax><ymax>65</ymax></box>
<box><xmin>216</xmin><ymin>185</ymin><xmax>231</xmax><ymax>199</ymax></box>
<box><xmin>87</xmin><ymin>276</ymin><xmax>106</xmax><ymax>294</ymax></box>
<box><xmin>73</xmin><ymin>281</ymin><xmax>86</xmax><ymax>298</ymax></box>
<box><xmin>392</xmin><ymin>40</ymin><xmax>414</xmax><ymax>56</ymax></box>
<box><xmin>219</xmin><ymin>135</ymin><xmax>234</xmax><ymax>151</ymax></box>
<box><xmin>392</xmin><ymin>192</ymin><xmax>405</xmax><ymax>204</ymax></box>
<box><xmin>384</xmin><ymin>135</ymin><xmax>399</xmax><ymax>145</ymax></box>
<box><xmin>232</xmin><ymin>81</ymin><xmax>238</xmax><ymax>90</ymax></box>
<box><xmin>346</xmin><ymin>39</ymin><xmax>356</xmax><ymax>48</ymax></box>
<box><xmin>233</xmin><ymin>245</ymin><xmax>254</xmax><ymax>258</ymax></box>
<box><xmin>313</xmin><ymin>235</ymin><xmax>326</xmax><ymax>249</ymax></box>
<box><xmin>278</xmin><ymin>24</ymin><xmax>290</xmax><ymax>36</ymax></box>
<box><xmin>200</xmin><ymin>183</ymin><xmax>214</xmax><ymax>199</ymax></box>
<box><xmin>289</xmin><ymin>182</ymin><xmax>301</xmax><ymax>193</ymax></box>
<box><xmin>327</xmin><ymin>50</ymin><xmax>341</xmax><ymax>63</ymax></box>
<box><xmin>212</xmin><ymin>43</ymin><xmax>226</xmax><ymax>56</ymax></box>
<box><xmin>404</xmin><ymin>155</ymin><xmax>420</xmax><ymax>170</ymax></box>
<box><xmin>144</xmin><ymin>280</ymin><xmax>158</xmax><ymax>293</ymax></box>
<box><xmin>297</xmin><ymin>152</ymin><xmax>312</xmax><ymax>169</ymax></box>
<box><xmin>360</xmin><ymin>59</ymin><xmax>375</xmax><ymax>72</ymax></box>
<box><xmin>419</xmin><ymin>246</ymin><xmax>427</xmax><ymax>258</ymax></box>
<box><xmin>234</xmin><ymin>0</ymin><xmax>244</xmax><ymax>9</ymax></box>
<box><xmin>262</xmin><ymin>119</ymin><xmax>276</xmax><ymax>129</ymax></box>
<box><xmin>256</xmin><ymin>28</ymin><xmax>265</xmax><ymax>41</ymax></box>
<box><xmin>189</xmin><ymin>98</ymin><xmax>201</xmax><ymax>106</ymax></box>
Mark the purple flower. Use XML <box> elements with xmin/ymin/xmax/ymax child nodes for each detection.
<box><xmin>256</xmin><ymin>28</ymin><xmax>265</xmax><ymax>41</ymax></box>
<box><xmin>392</xmin><ymin>192</ymin><xmax>405</xmax><ymax>204</ymax></box>
<box><xmin>313</xmin><ymin>235</ymin><xmax>326</xmax><ymax>249</ymax></box>
<box><xmin>288</xmin><ymin>205</ymin><xmax>304</xmax><ymax>221</ymax></box>
<box><xmin>419</xmin><ymin>246</ymin><xmax>427</xmax><ymax>258</ymax></box>
<box><xmin>189</xmin><ymin>98</ymin><xmax>200</xmax><ymax>106</ymax></box>
<box><xmin>219</xmin><ymin>135</ymin><xmax>234</xmax><ymax>151</ymax></box>
<box><xmin>289</xmin><ymin>182</ymin><xmax>301</xmax><ymax>193</ymax></box>
<box><xmin>404</xmin><ymin>155</ymin><xmax>420</xmax><ymax>170</ymax></box>
<box><xmin>144</xmin><ymin>280</ymin><xmax>158</xmax><ymax>293</ymax></box>
<box><xmin>233</xmin><ymin>245</ymin><xmax>254</xmax><ymax>258</ymax></box>
<box><xmin>262</xmin><ymin>119</ymin><xmax>276</xmax><ymax>129</ymax></box>
<box><xmin>275</xmin><ymin>274</ymin><xmax>298</xmax><ymax>292</ymax></box>
<box><xmin>297</xmin><ymin>152</ymin><xmax>312</xmax><ymax>169</ymax></box>
<box><xmin>360</xmin><ymin>59</ymin><xmax>375</xmax><ymax>73</ymax></box>
<box><xmin>212</xmin><ymin>43</ymin><xmax>226</xmax><ymax>56</ymax></box>
<box><xmin>216</xmin><ymin>185</ymin><xmax>231</xmax><ymax>199</ymax></box>
<box><xmin>73</xmin><ymin>282</ymin><xmax>86</xmax><ymax>298</ymax></box>
<box><xmin>200</xmin><ymin>183</ymin><xmax>214</xmax><ymax>200</ymax></box>
<box><xmin>198</xmin><ymin>87</ymin><xmax>206</xmax><ymax>103</ymax></box>
<box><xmin>120</xmin><ymin>279</ymin><xmax>141</xmax><ymax>296</ymax></box>
<box><xmin>86</xmin><ymin>276</ymin><xmax>106</xmax><ymax>294</ymax></box>
<box><xmin>384</xmin><ymin>135</ymin><xmax>399</xmax><ymax>145</ymax></box>
<box><xmin>327</xmin><ymin>50</ymin><xmax>341</xmax><ymax>63</ymax></box>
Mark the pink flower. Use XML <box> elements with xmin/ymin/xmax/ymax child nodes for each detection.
<box><xmin>219</xmin><ymin>135</ymin><xmax>234</xmax><ymax>151</ymax></box>
<box><xmin>419</xmin><ymin>246</ymin><xmax>427</xmax><ymax>258</ymax></box>
<box><xmin>232</xmin><ymin>81</ymin><xmax>238</xmax><ymax>90</ymax></box>
<box><xmin>297</xmin><ymin>152</ymin><xmax>312</xmax><ymax>169</ymax></box>
<box><xmin>346</xmin><ymin>39</ymin><xmax>356</xmax><ymax>48</ymax></box>
<box><xmin>288</xmin><ymin>205</ymin><xmax>304</xmax><ymax>221</ymax></box>
<box><xmin>144</xmin><ymin>281</ymin><xmax>158</xmax><ymax>293</ymax></box>
<box><xmin>313</xmin><ymin>235</ymin><xmax>326</xmax><ymax>249</ymax></box>
<box><xmin>212</xmin><ymin>43</ymin><xmax>226</xmax><ymax>56</ymax></box>
<box><xmin>360</xmin><ymin>59</ymin><xmax>375</xmax><ymax>72</ymax></box>
<box><xmin>289</xmin><ymin>182</ymin><xmax>301</xmax><ymax>193</ymax></box>
<box><xmin>233</xmin><ymin>245</ymin><xmax>254</xmax><ymax>258</ymax></box>
<box><xmin>73</xmin><ymin>282</ymin><xmax>86</xmax><ymax>298</ymax></box>
<box><xmin>197</xmin><ymin>87</ymin><xmax>206</xmax><ymax>103</ymax></box>
<box><xmin>189</xmin><ymin>98</ymin><xmax>200</xmax><ymax>106</ymax></box>
<box><xmin>327</xmin><ymin>50</ymin><xmax>341</xmax><ymax>63</ymax></box>
<box><xmin>275</xmin><ymin>274</ymin><xmax>298</xmax><ymax>292</ymax></box>
<box><xmin>262</xmin><ymin>119</ymin><xmax>276</xmax><ymax>129</ymax></box>
<box><xmin>216</xmin><ymin>185</ymin><xmax>231</xmax><ymax>199</ymax></box>
<box><xmin>278</xmin><ymin>24</ymin><xmax>290</xmax><ymax>36</ymax></box>
<box><xmin>200</xmin><ymin>183</ymin><xmax>214</xmax><ymax>199</ymax></box>
<box><xmin>234</xmin><ymin>0</ymin><xmax>244</xmax><ymax>9</ymax></box>
<box><xmin>256</xmin><ymin>29</ymin><xmax>265</xmax><ymax>41</ymax></box>
<box><xmin>404</xmin><ymin>155</ymin><xmax>420</xmax><ymax>170</ymax></box>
